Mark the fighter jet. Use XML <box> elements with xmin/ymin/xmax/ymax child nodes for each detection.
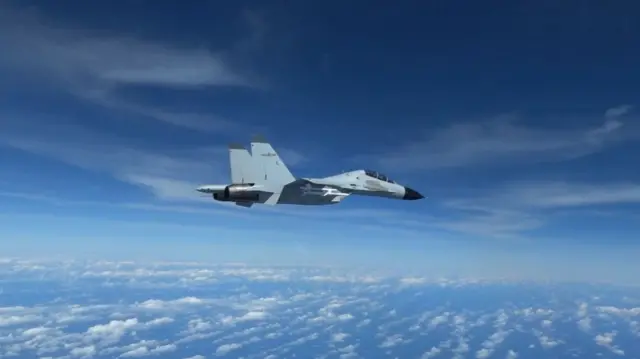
<box><xmin>196</xmin><ymin>135</ymin><xmax>424</xmax><ymax>208</ymax></box>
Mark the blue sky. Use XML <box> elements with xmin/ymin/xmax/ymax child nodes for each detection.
<box><xmin>1</xmin><ymin>1</ymin><xmax>639</xmax><ymax>282</ymax></box>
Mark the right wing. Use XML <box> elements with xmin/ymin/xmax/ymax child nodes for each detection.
<box><xmin>250</xmin><ymin>135</ymin><xmax>296</xmax><ymax>185</ymax></box>
<box><xmin>229</xmin><ymin>143</ymin><xmax>257</xmax><ymax>184</ymax></box>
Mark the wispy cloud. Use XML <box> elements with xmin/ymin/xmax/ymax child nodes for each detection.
<box><xmin>0</xmin><ymin>4</ymin><xmax>278</xmax><ymax>204</ymax></box>
<box><xmin>81</xmin><ymin>91</ymin><xmax>246</xmax><ymax>134</ymax></box>
<box><xmin>0</xmin><ymin>185</ymin><xmax>430</xmax><ymax>226</ymax></box>
<box><xmin>0</xmin><ymin>3</ymin><xmax>263</xmax><ymax>134</ymax></box>
<box><xmin>0</xmin><ymin>5</ymin><xmax>253</xmax><ymax>89</ymax></box>
<box><xmin>2</xmin><ymin>110</ymin><xmax>636</xmax><ymax>241</ymax></box>
<box><xmin>605</xmin><ymin>105</ymin><xmax>634</xmax><ymax>119</ymax></box>
<box><xmin>436</xmin><ymin>180</ymin><xmax>640</xmax><ymax>240</ymax></box>
<box><xmin>493</xmin><ymin>181</ymin><xmax>640</xmax><ymax>208</ymax></box>
<box><xmin>434</xmin><ymin>205</ymin><xmax>543</xmax><ymax>240</ymax></box>
<box><xmin>2</xmin><ymin>2</ymin><xmax>637</xmax><ymax>246</ymax></box>
<box><xmin>0</xmin><ymin>4</ymin><xmax>310</xmax><ymax>207</ymax></box>
<box><xmin>0</xmin><ymin>111</ymin><xmax>310</xmax><ymax>205</ymax></box>
<box><xmin>0</xmin><ymin>117</ymin><xmax>221</xmax><ymax>202</ymax></box>
<box><xmin>4</xmin><ymin>109</ymin><xmax>638</xmax><ymax>241</ymax></box>
<box><xmin>0</xmin><ymin>188</ymin><xmax>452</xmax><ymax>246</ymax></box>
<box><xmin>365</xmin><ymin>106</ymin><xmax>636</xmax><ymax>172</ymax></box>
<box><xmin>448</xmin><ymin>181</ymin><xmax>640</xmax><ymax>210</ymax></box>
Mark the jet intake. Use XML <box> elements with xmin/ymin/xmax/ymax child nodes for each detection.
<box><xmin>213</xmin><ymin>184</ymin><xmax>259</xmax><ymax>202</ymax></box>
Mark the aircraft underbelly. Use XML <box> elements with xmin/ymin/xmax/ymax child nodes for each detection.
<box><xmin>275</xmin><ymin>181</ymin><xmax>346</xmax><ymax>205</ymax></box>
<box><xmin>277</xmin><ymin>192</ymin><xmax>341</xmax><ymax>205</ymax></box>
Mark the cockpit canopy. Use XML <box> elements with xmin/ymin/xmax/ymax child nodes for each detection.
<box><xmin>364</xmin><ymin>169</ymin><xmax>396</xmax><ymax>184</ymax></box>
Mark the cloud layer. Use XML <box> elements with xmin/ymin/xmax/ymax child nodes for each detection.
<box><xmin>1</xmin><ymin>259</ymin><xmax>639</xmax><ymax>358</ymax></box>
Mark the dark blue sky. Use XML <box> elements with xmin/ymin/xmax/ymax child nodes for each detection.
<box><xmin>1</xmin><ymin>0</ymin><xmax>639</xmax><ymax>279</ymax></box>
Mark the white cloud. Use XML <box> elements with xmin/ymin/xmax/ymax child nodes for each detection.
<box><xmin>379</xmin><ymin>334</ymin><xmax>407</xmax><ymax>348</ymax></box>
<box><xmin>605</xmin><ymin>105</ymin><xmax>634</xmax><ymax>119</ymax></box>
<box><xmin>348</xmin><ymin>107</ymin><xmax>640</xmax><ymax>241</ymax></box>
<box><xmin>22</xmin><ymin>326</ymin><xmax>52</xmax><ymax>337</ymax></box>
<box><xmin>184</xmin><ymin>319</ymin><xmax>214</xmax><ymax>334</ymax></box>
<box><xmin>215</xmin><ymin>342</ymin><xmax>242</xmax><ymax>355</ymax></box>
<box><xmin>433</xmin><ymin>204</ymin><xmax>542</xmax><ymax>239</ymax></box>
<box><xmin>594</xmin><ymin>331</ymin><xmax>625</xmax><ymax>356</ymax></box>
<box><xmin>220</xmin><ymin>310</ymin><xmax>270</xmax><ymax>326</ymax></box>
<box><xmin>577</xmin><ymin>302</ymin><xmax>589</xmax><ymax>317</ymax></box>
<box><xmin>137</xmin><ymin>297</ymin><xmax>206</xmax><ymax>310</ymax></box>
<box><xmin>367</xmin><ymin>106</ymin><xmax>636</xmax><ymax>171</ymax></box>
<box><xmin>436</xmin><ymin>179</ymin><xmax>640</xmax><ymax>239</ymax></box>
<box><xmin>81</xmin><ymin>89</ymin><xmax>253</xmax><ymax>134</ymax></box>
<box><xmin>536</xmin><ymin>333</ymin><xmax>562</xmax><ymax>349</ymax></box>
<box><xmin>491</xmin><ymin>182</ymin><xmax>640</xmax><ymax>208</ymax></box>
<box><xmin>476</xmin><ymin>348</ymin><xmax>491</xmax><ymax>359</ymax></box>
<box><xmin>400</xmin><ymin>277</ymin><xmax>428</xmax><ymax>285</ymax></box>
<box><xmin>0</xmin><ymin>3</ymin><xmax>267</xmax><ymax>141</ymax></box>
<box><xmin>86</xmin><ymin>318</ymin><xmax>139</xmax><ymax>342</ymax></box>
<box><xmin>239</xmin><ymin>311</ymin><xmax>269</xmax><ymax>321</ymax></box>
<box><xmin>331</xmin><ymin>332</ymin><xmax>349</xmax><ymax>342</ymax></box>
<box><xmin>0</xmin><ymin>4</ymin><xmax>280</xmax><ymax>210</ymax></box>
<box><xmin>70</xmin><ymin>345</ymin><xmax>97</xmax><ymax>358</ymax></box>
<box><xmin>146</xmin><ymin>317</ymin><xmax>175</xmax><ymax>326</ymax></box>
<box><xmin>578</xmin><ymin>317</ymin><xmax>592</xmax><ymax>332</ymax></box>
<box><xmin>117</xmin><ymin>342</ymin><xmax>177</xmax><ymax>358</ymax></box>
<box><xmin>0</xmin><ymin>118</ymin><xmax>229</xmax><ymax>203</ymax></box>
<box><xmin>421</xmin><ymin>346</ymin><xmax>441</xmax><ymax>359</ymax></box>
<box><xmin>0</xmin><ymin>117</ymin><xmax>309</xmax><ymax>214</ymax></box>
<box><xmin>0</xmin><ymin>314</ymin><xmax>43</xmax><ymax>327</ymax></box>
<box><xmin>597</xmin><ymin>306</ymin><xmax>640</xmax><ymax>317</ymax></box>
<box><xmin>0</xmin><ymin>5</ymin><xmax>252</xmax><ymax>90</ymax></box>
<box><xmin>428</xmin><ymin>314</ymin><xmax>449</xmax><ymax>329</ymax></box>
<box><xmin>0</xmin><ymin>135</ymin><xmax>299</xmax><ymax>220</ymax></box>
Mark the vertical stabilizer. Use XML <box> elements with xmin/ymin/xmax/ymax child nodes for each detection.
<box><xmin>228</xmin><ymin>143</ymin><xmax>256</xmax><ymax>184</ymax></box>
<box><xmin>250</xmin><ymin>135</ymin><xmax>296</xmax><ymax>185</ymax></box>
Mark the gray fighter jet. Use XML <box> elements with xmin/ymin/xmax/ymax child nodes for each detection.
<box><xmin>196</xmin><ymin>135</ymin><xmax>424</xmax><ymax>208</ymax></box>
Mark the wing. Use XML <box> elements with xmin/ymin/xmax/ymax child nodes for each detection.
<box><xmin>229</xmin><ymin>143</ymin><xmax>257</xmax><ymax>184</ymax></box>
<box><xmin>250</xmin><ymin>135</ymin><xmax>296</xmax><ymax>185</ymax></box>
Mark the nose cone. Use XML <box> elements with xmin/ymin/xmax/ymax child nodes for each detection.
<box><xmin>403</xmin><ymin>187</ymin><xmax>424</xmax><ymax>200</ymax></box>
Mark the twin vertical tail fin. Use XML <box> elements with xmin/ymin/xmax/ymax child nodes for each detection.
<box><xmin>225</xmin><ymin>135</ymin><xmax>295</xmax><ymax>206</ymax></box>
